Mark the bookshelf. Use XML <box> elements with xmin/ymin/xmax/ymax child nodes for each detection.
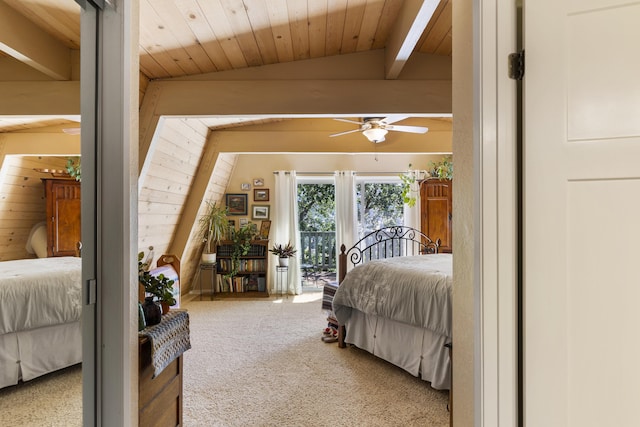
<box><xmin>214</xmin><ymin>240</ymin><xmax>269</xmax><ymax>298</ymax></box>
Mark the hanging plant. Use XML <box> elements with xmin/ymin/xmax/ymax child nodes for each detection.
<box><xmin>400</xmin><ymin>164</ymin><xmax>426</xmax><ymax>207</ymax></box>
<box><xmin>65</xmin><ymin>157</ymin><xmax>81</xmax><ymax>182</ymax></box>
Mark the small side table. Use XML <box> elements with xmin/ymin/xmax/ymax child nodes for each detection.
<box><xmin>199</xmin><ymin>263</ymin><xmax>216</xmax><ymax>300</ymax></box>
<box><xmin>275</xmin><ymin>266</ymin><xmax>288</xmax><ymax>298</ymax></box>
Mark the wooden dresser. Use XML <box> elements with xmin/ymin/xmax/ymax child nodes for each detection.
<box><xmin>42</xmin><ymin>178</ymin><xmax>81</xmax><ymax>257</ymax></box>
<box><xmin>138</xmin><ymin>336</ymin><xmax>183</xmax><ymax>427</ymax></box>
<box><xmin>420</xmin><ymin>179</ymin><xmax>453</xmax><ymax>253</ymax></box>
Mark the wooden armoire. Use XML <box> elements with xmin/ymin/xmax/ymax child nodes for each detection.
<box><xmin>420</xmin><ymin>179</ymin><xmax>453</xmax><ymax>253</ymax></box>
<box><xmin>42</xmin><ymin>178</ymin><xmax>81</xmax><ymax>257</ymax></box>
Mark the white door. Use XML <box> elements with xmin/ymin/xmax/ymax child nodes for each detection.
<box><xmin>524</xmin><ymin>1</ymin><xmax>640</xmax><ymax>426</ymax></box>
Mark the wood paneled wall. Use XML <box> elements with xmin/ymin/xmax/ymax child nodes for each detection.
<box><xmin>137</xmin><ymin>118</ymin><xmax>236</xmax><ymax>293</ymax></box>
<box><xmin>0</xmin><ymin>155</ymin><xmax>68</xmax><ymax>260</ymax></box>
<box><xmin>138</xmin><ymin>118</ymin><xmax>209</xmax><ymax>254</ymax></box>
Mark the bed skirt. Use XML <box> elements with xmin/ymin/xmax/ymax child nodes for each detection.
<box><xmin>0</xmin><ymin>321</ymin><xmax>82</xmax><ymax>389</ymax></box>
<box><xmin>344</xmin><ymin>309</ymin><xmax>451</xmax><ymax>390</ymax></box>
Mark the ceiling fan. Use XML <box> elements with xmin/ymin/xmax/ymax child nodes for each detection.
<box><xmin>329</xmin><ymin>116</ymin><xmax>428</xmax><ymax>143</ymax></box>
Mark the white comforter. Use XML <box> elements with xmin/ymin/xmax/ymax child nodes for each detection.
<box><xmin>333</xmin><ymin>254</ymin><xmax>453</xmax><ymax>337</ymax></box>
<box><xmin>0</xmin><ymin>257</ymin><xmax>82</xmax><ymax>335</ymax></box>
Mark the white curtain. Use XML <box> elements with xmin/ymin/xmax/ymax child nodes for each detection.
<box><xmin>272</xmin><ymin>171</ymin><xmax>301</xmax><ymax>295</ymax></box>
<box><xmin>334</xmin><ymin>171</ymin><xmax>357</xmax><ymax>280</ymax></box>
<box><xmin>403</xmin><ymin>169</ymin><xmax>423</xmax><ymax>231</ymax></box>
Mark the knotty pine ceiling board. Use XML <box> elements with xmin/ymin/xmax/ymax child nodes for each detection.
<box><xmin>417</xmin><ymin>0</ymin><xmax>452</xmax><ymax>54</ymax></box>
<box><xmin>197</xmin><ymin>0</ymin><xmax>249</xmax><ymax>69</ymax></box>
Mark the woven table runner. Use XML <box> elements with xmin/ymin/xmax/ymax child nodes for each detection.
<box><xmin>139</xmin><ymin>309</ymin><xmax>191</xmax><ymax>378</ymax></box>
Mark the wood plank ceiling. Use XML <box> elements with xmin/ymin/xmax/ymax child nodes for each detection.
<box><xmin>0</xmin><ymin>0</ymin><xmax>452</xmax><ymax>130</ymax></box>
<box><xmin>136</xmin><ymin>0</ymin><xmax>452</xmax><ymax>79</ymax></box>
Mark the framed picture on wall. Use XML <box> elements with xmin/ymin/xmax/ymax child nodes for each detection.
<box><xmin>241</xmin><ymin>183</ymin><xmax>251</xmax><ymax>191</ymax></box>
<box><xmin>253</xmin><ymin>178</ymin><xmax>264</xmax><ymax>187</ymax></box>
<box><xmin>239</xmin><ymin>218</ymin><xmax>248</xmax><ymax>227</ymax></box>
<box><xmin>259</xmin><ymin>220</ymin><xmax>271</xmax><ymax>240</ymax></box>
<box><xmin>225</xmin><ymin>193</ymin><xmax>248</xmax><ymax>215</ymax></box>
<box><xmin>251</xmin><ymin>205</ymin><xmax>270</xmax><ymax>220</ymax></box>
<box><xmin>253</xmin><ymin>188</ymin><xmax>269</xmax><ymax>201</ymax></box>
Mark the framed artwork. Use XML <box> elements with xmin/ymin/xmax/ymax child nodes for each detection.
<box><xmin>259</xmin><ymin>220</ymin><xmax>271</xmax><ymax>240</ymax></box>
<box><xmin>253</xmin><ymin>178</ymin><xmax>264</xmax><ymax>187</ymax></box>
<box><xmin>252</xmin><ymin>204</ymin><xmax>270</xmax><ymax>220</ymax></box>
<box><xmin>253</xmin><ymin>188</ymin><xmax>269</xmax><ymax>201</ymax></box>
<box><xmin>241</xmin><ymin>183</ymin><xmax>251</xmax><ymax>191</ymax></box>
<box><xmin>225</xmin><ymin>193</ymin><xmax>248</xmax><ymax>215</ymax></box>
<box><xmin>239</xmin><ymin>218</ymin><xmax>248</xmax><ymax>227</ymax></box>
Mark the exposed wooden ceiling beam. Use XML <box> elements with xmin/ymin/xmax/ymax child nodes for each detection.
<box><xmin>0</xmin><ymin>81</ymin><xmax>79</xmax><ymax>115</ymax></box>
<box><xmin>385</xmin><ymin>0</ymin><xmax>441</xmax><ymax>79</ymax></box>
<box><xmin>151</xmin><ymin>79</ymin><xmax>452</xmax><ymax>116</ymax></box>
<box><xmin>0</xmin><ymin>132</ymin><xmax>79</xmax><ymax>154</ymax></box>
<box><xmin>0</xmin><ymin>132</ymin><xmax>79</xmax><ymax>172</ymax></box>
<box><xmin>0</xmin><ymin>2</ymin><xmax>71</xmax><ymax>80</ymax></box>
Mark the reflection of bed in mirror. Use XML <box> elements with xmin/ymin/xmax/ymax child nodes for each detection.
<box><xmin>0</xmin><ymin>256</ymin><xmax>82</xmax><ymax>389</ymax></box>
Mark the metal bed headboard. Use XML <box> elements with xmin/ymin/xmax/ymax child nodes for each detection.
<box><xmin>338</xmin><ymin>226</ymin><xmax>439</xmax><ymax>283</ymax></box>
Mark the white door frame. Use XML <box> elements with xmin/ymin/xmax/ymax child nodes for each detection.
<box><xmin>453</xmin><ymin>0</ymin><xmax>520</xmax><ymax>425</ymax></box>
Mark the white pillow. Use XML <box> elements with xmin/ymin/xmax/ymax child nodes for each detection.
<box><xmin>26</xmin><ymin>222</ymin><xmax>48</xmax><ymax>258</ymax></box>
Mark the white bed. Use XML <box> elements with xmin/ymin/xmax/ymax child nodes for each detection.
<box><xmin>0</xmin><ymin>257</ymin><xmax>82</xmax><ymax>389</ymax></box>
<box><xmin>333</xmin><ymin>226</ymin><xmax>452</xmax><ymax>390</ymax></box>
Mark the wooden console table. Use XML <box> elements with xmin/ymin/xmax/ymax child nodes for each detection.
<box><xmin>138</xmin><ymin>336</ymin><xmax>183</xmax><ymax>427</ymax></box>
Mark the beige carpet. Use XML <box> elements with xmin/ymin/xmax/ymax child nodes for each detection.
<box><xmin>0</xmin><ymin>292</ymin><xmax>449</xmax><ymax>426</ymax></box>
<box><xmin>0</xmin><ymin>364</ymin><xmax>82</xmax><ymax>426</ymax></box>
<box><xmin>183</xmin><ymin>293</ymin><xmax>449</xmax><ymax>426</ymax></box>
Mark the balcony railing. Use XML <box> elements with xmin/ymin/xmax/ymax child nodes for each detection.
<box><xmin>299</xmin><ymin>231</ymin><xmax>336</xmax><ymax>271</ymax></box>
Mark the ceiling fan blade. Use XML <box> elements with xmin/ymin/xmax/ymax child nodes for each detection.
<box><xmin>382</xmin><ymin>115</ymin><xmax>410</xmax><ymax>125</ymax></box>
<box><xmin>329</xmin><ymin>129</ymin><xmax>361</xmax><ymax>137</ymax></box>
<box><xmin>386</xmin><ymin>125</ymin><xmax>429</xmax><ymax>134</ymax></box>
<box><xmin>62</xmin><ymin>127</ymin><xmax>81</xmax><ymax>135</ymax></box>
<box><xmin>333</xmin><ymin>118</ymin><xmax>364</xmax><ymax>125</ymax></box>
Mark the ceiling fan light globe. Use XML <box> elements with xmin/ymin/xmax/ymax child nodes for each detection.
<box><xmin>363</xmin><ymin>127</ymin><xmax>388</xmax><ymax>143</ymax></box>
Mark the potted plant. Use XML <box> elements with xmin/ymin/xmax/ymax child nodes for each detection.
<box><xmin>65</xmin><ymin>156</ymin><xmax>81</xmax><ymax>182</ymax></box>
<box><xmin>138</xmin><ymin>251</ymin><xmax>176</xmax><ymax>323</ymax></box>
<box><xmin>227</xmin><ymin>223</ymin><xmax>254</xmax><ymax>278</ymax></box>
<box><xmin>428</xmin><ymin>155</ymin><xmax>453</xmax><ymax>180</ymax></box>
<box><xmin>198</xmin><ymin>201</ymin><xmax>229</xmax><ymax>264</ymax></box>
<box><xmin>269</xmin><ymin>242</ymin><xmax>297</xmax><ymax>267</ymax></box>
